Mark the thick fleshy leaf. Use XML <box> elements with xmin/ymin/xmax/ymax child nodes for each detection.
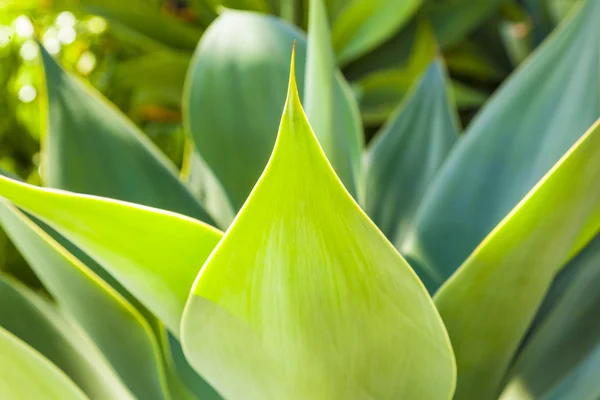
<box><xmin>0</xmin><ymin>327</ymin><xmax>88</xmax><ymax>400</ymax></box>
<box><xmin>542</xmin><ymin>346</ymin><xmax>600</xmax><ymax>400</ymax></box>
<box><xmin>406</xmin><ymin>0</ymin><xmax>600</xmax><ymax>288</ymax></box>
<box><xmin>181</xmin><ymin>50</ymin><xmax>455</xmax><ymax>400</ymax></box>
<box><xmin>365</xmin><ymin>60</ymin><xmax>458</xmax><ymax>277</ymax></box>
<box><xmin>332</xmin><ymin>0</ymin><xmax>423</xmax><ymax>64</ymax></box>
<box><xmin>500</xmin><ymin>233</ymin><xmax>600</xmax><ymax>400</ymax></box>
<box><xmin>40</xmin><ymin>46</ymin><xmax>215</xmax><ymax>226</ymax></box>
<box><xmin>185</xmin><ymin>10</ymin><xmax>362</xmax><ymax>211</ymax></box>
<box><xmin>0</xmin><ymin>200</ymin><xmax>171</xmax><ymax>400</ymax></box>
<box><xmin>434</xmin><ymin>118</ymin><xmax>600</xmax><ymax>400</ymax></box>
<box><xmin>0</xmin><ymin>178</ymin><xmax>223</xmax><ymax>336</ymax></box>
<box><xmin>0</xmin><ymin>276</ymin><xmax>135</xmax><ymax>400</ymax></box>
<box><xmin>181</xmin><ymin>147</ymin><xmax>236</xmax><ymax>230</ymax></box>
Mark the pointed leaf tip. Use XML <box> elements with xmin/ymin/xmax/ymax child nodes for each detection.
<box><xmin>181</xmin><ymin>42</ymin><xmax>456</xmax><ymax>399</ymax></box>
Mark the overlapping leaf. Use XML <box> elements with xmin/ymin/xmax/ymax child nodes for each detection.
<box><xmin>40</xmin><ymin>46</ymin><xmax>214</xmax><ymax>226</ymax></box>
<box><xmin>181</xmin><ymin>50</ymin><xmax>455</xmax><ymax>400</ymax></box>
<box><xmin>184</xmin><ymin>10</ymin><xmax>363</xmax><ymax>211</ymax></box>
<box><xmin>0</xmin><ymin>327</ymin><xmax>88</xmax><ymax>400</ymax></box>
<box><xmin>435</xmin><ymin>118</ymin><xmax>600</xmax><ymax>400</ymax></box>
<box><xmin>332</xmin><ymin>0</ymin><xmax>422</xmax><ymax>64</ymax></box>
<box><xmin>406</xmin><ymin>0</ymin><xmax>600</xmax><ymax>288</ymax></box>
<box><xmin>0</xmin><ymin>200</ymin><xmax>171</xmax><ymax>400</ymax></box>
<box><xmin>0</xmin><ymin>276</ymin><xmax>135</xmax><ymax>400</ymax></box>
<box><xmin>500</xmin><ymin>234</ymin><xmax>600</xmax><ymax>400</ymax></box>
<box><xmin>0</xmin><ymin>178</ymin><xmax>222</xmax><ymax>336</ymax></box>
<box><xmin>365</xmin><ymin>60</ymin><xmax>459</xmax><ymax>288</ymax></box>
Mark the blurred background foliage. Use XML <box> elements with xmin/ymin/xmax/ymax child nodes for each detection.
<box><xmin>0</xmin><ymin>0</ymin><xmax>580</xmax><ymax>282</ymax></box>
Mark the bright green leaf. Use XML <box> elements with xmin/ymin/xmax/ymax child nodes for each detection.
<box><xmin>407</xmin><ymin>0</ymin><xmax>600</xmax><ymax>288</ymax></box>
<box><xmin>332</xmin><ymin>0</ymin><xmax>423</xmax><ymax>64</ymax></box>
<box><xmin>0</xmin><ymin>275</ymin><xmax>135</xmax><ymax>400</ymax></box>
<box><xmin>500</xmin><ymin>233</ymin><xmax>600</xmax><ymax>400</ymax></box>
<box><xmin>434</xmin><ymin>118</ymin><xmax>600</xmax><ymax>400</ymax></box>
<box><xmin>0</xmin><ymin>327</ymin><xmax>88</xmax><ymax>400</ymax></box>
<box><xmin>0</xmin><ymin>178</ymin><xmax>223</xmax><ymax>337</ymax></box>
<box><xmin>365</xmin><ymin>59</ymin><xmax>459</xmax><ymax>290</ymax></box>
<box><xmin>0</xmin><ymin>200</ymin><xmax>171</xmax><ymax>400</ymax></box>
<box><xmin>184</xmin><ymin>10</ymin><xmax>363</xmax><ymax>211</ymax></box>
<box><xmin>40</xmin><ymin>46</ymin><xmax>215</xmax><ymax>226</ymax></box>
<box><xmin>181</xmin><ymin>49</ymin><xmax>455</xmax><ymax>400</ymax></box>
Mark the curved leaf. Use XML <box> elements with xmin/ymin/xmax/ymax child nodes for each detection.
<box><xmin>407</xmin><ymin>0</ymin><xmax>600</xmax><ymax>288</ymax></box>
<box><xmin>365</xmin><ymin>60</ymin><xmax>458</xmax><ymax>286</ymax></box>
<box><xmin>40</xmin><ymin>46</ymin><xmax>215</xmax><ymax>226</ymax></box>
<box><xmin>332</xmin><ymin>0</ymin><xmax>423</xmax><ymax>64</ymax></box>
<box><xmin>500</xmin><ymin>233</ymin><xmax>600</xmax><ymax>400</ymax></box>
<box><xmin>434</xmin><ymin>118</ymin><xmax>600</xmax><ymax>400</ymax></box>
<box><xmin>542</xmin><ymin>346</ymin><xmax>600</xmax><ymax>400</ymax></box>
<box><xmin>184</xmin><ymin>10</ymin><xmax>363</xmax><ymax>211</ymax></box>
<box><xmin>0</xmin><ymin>200</ymin><xmax>171</xmax><ymax>400</ymax></box>
<box><xmin>0</xmin><ymin>178</ymin><xmax>223</xmax><ymax>336</ymax></box>
<box><xmin>181</xmin><ymin>49</ymin><xmax>455</xmax><ymax>400</ymax></box>
<box><xmin>0</xmin><ymin>276</ymin><xmax>135</xmax><ymax>400</ymax></box>
<box><xmin>0</xmin><ymin>327</ymin><xmax>88</xmax><ymax>400</ymax></box>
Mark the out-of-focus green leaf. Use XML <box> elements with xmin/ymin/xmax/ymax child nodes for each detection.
<box><xmin>542</xmin><ymin>346</ymin><xmax>600</xmax><ymax>400</ymax></box>
<box><xmin>40</xmin><ymin>47</ymin><xmax>215</xmax><ymax>226</ymax></box>
<box><xmin>80</xmin><ymin>0</ymin><xmax>203</xmax><ymax>50</ymax></box>
<box><xmin>0</xmin><ymin>276</ymin><xmax>135</xmax><ymax>400</ymax></box>
<box><xmin>451</xmin><ymin>81</ymin><xmax>487</xmax><ymax>109</ymax></box>
<box><xmin>332</xmin><ymin>0</ymin><xmax>423</xmax><ymax>64</ymax></box>
<box><xmin>113</xmin><ymin>51</ymin><xmax>192</xmax><ymax>100</ymax></box>
<box><xmin>443</xmin><ymin>41</ymin><xmax>504</xmax><ymax>81</ymax></box>
<box><xmin>184</xmin><ymin>10</ymin><xmax>362</xmax><ymax>211</ymax></box>
<box><xmin>434</xmin><ymin>118</ymin><xmax>600</xmax><ymax>400</ymax></box>
<box><xmin>181</xmin><ymin>50</ymin><xmax>455</xmax><ymax>400</ymax></box>
<box><xmin>407</xmin><ymin>0</ymin><xmax>600</xmax><ymax>288</ymax></box>
<box><xmin>0</xmin><ymin>327</ymin><xmax>88</xmax><ymax>400</ymax></box>
<box><xmin>500</xmin><ymin>233</ymin><xmax>600</xmax><ymax>400</ymax></box>
<box><xmin>365</xmin><ymin>60</ymin><xmax>458</xmax><ymax>288</ymax></box>
<box><xmin>0</xmin><ymin>176</ymin><xmax>223</xmax><ymax>336</ymax></box>
<box><xmin>204</xmin><ymin>0</ymin><xmax>272</xmax><ymax>13</ymax></box>
<box><xmin>352</xmin><ymin>21</ymin><xmax>438</xmax><ymax>125</ymax></box>
<box><xmin>0</xmin><ymin>200</ymin><xmax>171</xmax><ymax>400</ymax></box>
<box><xmin>304</xmin><ymin>0</ymin><xmax>363</xmax><ymax>201</ymax></box>
<box><xmin>427</xmin><ymin>0</ymin><xmax>506</xmax><ymax>49</ymax></box>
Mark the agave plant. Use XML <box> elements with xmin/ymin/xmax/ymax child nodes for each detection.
<box><xmin>0</xmin><ymin>0</ymin><xmax>599</xmax><ymax>399</ymax></box>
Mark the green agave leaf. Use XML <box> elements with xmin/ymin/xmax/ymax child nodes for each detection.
<box><xmin>427</xmin><ymin>0</ymin><xmax>505</xmax><ymax>49</ymax></box>
<box><xmin>181</xmin><ymin>146</ymin><xmax>236</xmax><ymax>229</ymax></box>
<box><xmin>0</xmin><ymin>327</ymin><xmax>88</xmax><ymax>400</ymax></box>
<box><xmin>203</xmin><ymin>0</ymin><xmax>272</xmax><ymax>13</ymax></box>
<box><xmin>451</xmin><ymin>80</ymin><xmax>487</xmax><ymax>109</ymax></box>
<box><xmin>184</xmin><ymin>10</ymin><xmax>363</xmax><ymax>211</ymax></box>
<box><xmin>80</xmin><ymin>0</ymin><xmax>203</xmax><ymax>50</ymax></box>
<box><xmin>500</xmin><ymin>233</ymin><xmax>600</xmax><ymax>400</ymax></box>
<box><xmin>0</xmin><ymin>200</ymin><xmax>171</xmax><ymax>400</ymax></box>
<box><xmin>407</xmin><ymin>0</ymin><xmax>600</xmax><ymax>288</ymax></box>
<box><xmin>351</xmin><ymin>20</ymin><xmax>438</xmax><ymax>125</ymax></box>
<box><xmin>332</xmin><ymin>0</ymin><xmax>423</xmax><ymax>65</ymax></box>
<box><xmin>304</xmin><ymin>0</ymin><xmax>363</xmax><ymax>202</ymax></box>
<box><xmin>434</xmin><ymin>118</ymin><xmax>600</xmax><ymax>400</ymax></box>
<box><xmin>365</xmin><ymin>59</ymin><xmax>459</xmax><ymax>290</ymax></box>
<box><xmin>542</xmin><ymin>346</ymin><xmax>600</xmax><ymax>400</ymax></box>
<box><xmin>0</xmin><ymin>177</ymin><xmax>223</xmax><ymax>337</ymax></box>
<box><xmin>181</xmin><ymin>49</ymin><xmax>455</xmax><ymax>400</ymax></box>
<box><xmin>0</xmin><ymin>275</ymin><xmax>135</xmax><ymax>400</ymax></box>
<box><xmin>40</xmin><ymin>46</ymin><xmax>215</xmax><ymax>226</ymax></box>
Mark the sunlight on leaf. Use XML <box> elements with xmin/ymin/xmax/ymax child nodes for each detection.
<box><xmin>181</xmin><ymin>47</ymin><xmax>455</xmax><ymax>400</ymax></box>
